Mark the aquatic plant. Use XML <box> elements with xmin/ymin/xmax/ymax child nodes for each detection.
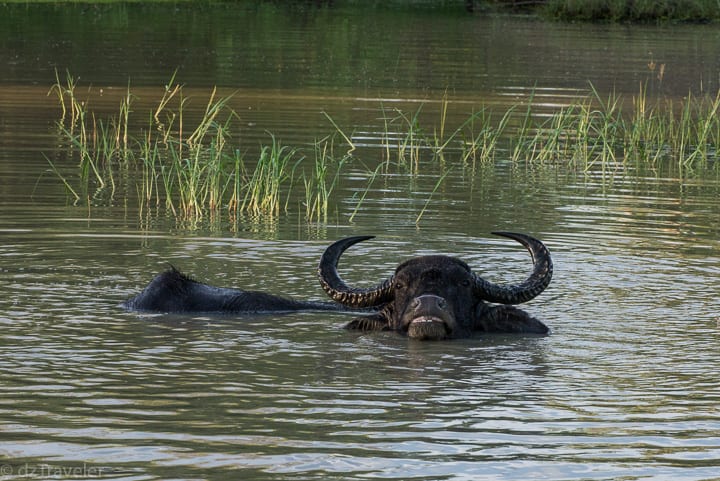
<box><xmin>330</xmin><ymin>85</ymin><xmax>720</xmax><ymax>176</ymax></box>
<box><xmin>48</xmin><ymin>72</ymin><xmax>720</xmax><ymax>230</ymax></box>
<box><xmin>376</xmin><ymin>102</ymin><xmax>427</xmax><ymax>173</ymax></box>
<box><xmin>542</xmin><ymin>0</ymin><xmax>720</xmax><ymax>23</ymax></box>
<box><xmin>415</xmin><ymin>168</ymin><xmax>452</xmax><ymax>224</ymax></box>
<box><xmin>239</xmin><ymin>133</ymin><xmax>298</xmax><ymax>216</ymax></box>
<box><xmin>504</xmin><ymin>85</ymin><xmax>720</xmax><ymax>174</ymax></box>
<box><xmin>304</xmin><ymin>134</ymin><xmax>349</xmax><ymax>223</ymax></box>
<box><xmin>49</xmin><ymin>73</ymin><xmax>305</xmax><ymax>221</ymax></box>
<box><xmin>433</xmin><ymin>93</ymin><xmax>511</xmax><ymax>167</ymax></box>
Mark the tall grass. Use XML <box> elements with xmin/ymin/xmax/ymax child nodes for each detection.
<box><xmin>335</xmin><ymin>86</ymin><xmax>720</xmax><ymax>175</ymax></box>
<box><xmin>501</xmin><ymin>85</ymin><xmax>720</xmax><ymax>174</ymax></box>
<box><xmin>542</xmin><ymin>0</ymin><xmax>720</xmax><ymax>23</ymax></box>
<box><xmin>50</xmin><ymin>72</ymin><xmax>309</xmax><ymax>221</ymax></box>
<box><xmin>240</xmin><ymin>134</ymin><xmax>297</xmax><ymax>216</ymax></box>
<box><xmin>48</xmin><ymin>72</ymin><xmax>720</xmax><ymax>228</ymax></box>
<box><xmin>304</xmin><ymin>134</ymin><xmax>349</xmax><ymax>222</ymax></box>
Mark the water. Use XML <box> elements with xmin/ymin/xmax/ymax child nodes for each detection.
<box><xmin>2</xmin><ymin>3</ymin><xmax>720</xmax><ymax>480</ymax></box>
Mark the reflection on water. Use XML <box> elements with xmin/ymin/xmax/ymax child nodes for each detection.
<box><xmin>1</xmin><ymin>3</ymin><xmax>720</xmax><ymax>480</ymax></box>
<box><xmin>2</xmin><ymin>199</ymin><xmax>719</xmax><ymax>479</ymax></box>
<box><xmin>3</xmin><ymin>2</ymin><xmax>720</xmax><ymax>96</ymax></box>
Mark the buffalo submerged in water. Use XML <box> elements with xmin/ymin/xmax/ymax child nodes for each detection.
<box><xmin>123</xmin><ymin>232</ymin><xmax>553</xmax><ymax>340</ymax></box>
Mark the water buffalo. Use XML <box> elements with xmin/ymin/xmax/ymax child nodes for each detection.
<box><xmin>122</xmin><ymin>266</ymin><xmax>346</xmax><ymax>313</ymax></box>
<box><xmin>318</xmin><ymin>232</ymin><xmax>553</xmax><ymax>340</ymax></box>
<box><xmin>123</xmin><ymin>232</ymin><xmax>552</xmax><ymax>341</ymax></box>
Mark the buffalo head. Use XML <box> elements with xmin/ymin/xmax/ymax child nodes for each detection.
<box><xmin>318</xmin><ymin>232</ymin><xmax>553</xmax><ymax>340</ymax></box>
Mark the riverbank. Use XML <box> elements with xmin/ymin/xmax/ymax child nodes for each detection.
<box><xmin>541</xmin><ymin>0</ymin><xmax>720</xmax><ymax>23</ymax></box>
<box><xmin>2</xmin><ymin>0</ymin><xmax>720</xmax><ymax>23</ymax></box>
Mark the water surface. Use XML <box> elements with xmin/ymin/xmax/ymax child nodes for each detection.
<box><xmin>1</xmin><ymin>3</ymin><xmax>720</xmax><ymax>480</ymax></box>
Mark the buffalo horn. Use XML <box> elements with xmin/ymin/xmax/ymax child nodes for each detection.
<box><xmin>473</xmin><ymin>232</ymin><xmax>553</xmax><ymax>305</ymax></box>
<box><xmin>318</xmin><ymin>236</ymin><xmax>394</xmax><ymax>308</ymax></box>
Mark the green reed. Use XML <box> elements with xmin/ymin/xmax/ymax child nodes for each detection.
<box><xmin>366</xmin><ymin>85</ymin><xmax>720</xmax><ymax>177</ymax></box>
<box><xmin>415</xmin><ymin>167</ymin><xmax>452</xmax><ymax>225</ymax></box>
<box><xmin>504</xmin><ymin>85</ymin><xmax>720</xmax><ymax>174</ymax></box>
<box><xmin>240</xmin><ymin>133</ymin><xmax>298</xmax><ymax>216</ymax></box>
<box><xmin>50</xmin><ymin>73</ymin><xmax>304</xmax><ymax>221</ymax></box>
<box><xmin>304</xmin><ymin>134</ymin><xmax>348</xmax><ymax>223</ymax></box>
<box><xmin>347</xmin><ymin>163</ymin><xmax>383</xmax><ymax>223</ymax></box>
<box><xmin>385</xmin><ymin>103</ymin><xmax>426</xmax><ymax>172</ymax></box>
<box><xmin>432</xmin><ymin>94</ymin><xmax>510</xmax><ymax>167</ymax></box>
<box><xmin>459</xmin><ymin>106</ymin><xmax>513</xmax><ymax>167</ymax></box>
<box><xmin>167</xmin><ymin>87</ymin><xmax>238</xmax><ymax>217</ymax></box>
<box><xmin>48</xmin><ymin>69</ymin><xmax>83</xmax><ymax>127</ymax></box>
<box><xmin>49</xmin><ymin>72</ymin><xmax>720</xmax><ymax>229</ymax></box>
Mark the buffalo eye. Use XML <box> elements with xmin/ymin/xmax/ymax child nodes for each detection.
<box><xmin>460</xmin><ymin>279</ymin><xmax>471</xmax><ymax>288</ymax></box>
<box><xmin>394</xmin><ymin>280</ymin><xmax>405</xmax><ymax>290</ymax></box>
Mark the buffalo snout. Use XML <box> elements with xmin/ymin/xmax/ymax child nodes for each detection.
<box><xmin>404</xmin><ymin>294</ymin><xmax>456</xmax><ymax>340</ymax></box>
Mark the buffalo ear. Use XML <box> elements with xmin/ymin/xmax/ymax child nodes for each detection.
<box><xmin>345</xmin><ymin>314</ymin><xmax>390</xmax><ymax>332</ymax></box>
<box><xmin>475</xmin><ymin>305</ymin><xmax>549</xmax><ymax>334</ymax></box>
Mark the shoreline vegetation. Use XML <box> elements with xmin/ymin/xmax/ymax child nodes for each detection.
<box><xmin>539</xmin><ymin>0</ymin><xmax>720</xmax><ymax>23</ymax></box>
<box><xmin>4</xmin><ymin>0</ymin><xmax>720</xmax><ymax>23</ymax></box>
<box><xmin>48</xmin><ymin>72</ymin><xmax>720</xmax><ymax>226</ymax></box>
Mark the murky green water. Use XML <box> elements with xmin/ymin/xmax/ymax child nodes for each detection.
<box><xmin>2</xmin><ymin>3</ymin><xmax>720</xmax><ymax>480</ymax></box>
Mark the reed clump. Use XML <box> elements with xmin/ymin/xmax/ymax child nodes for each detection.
<box><xmin>373</xmin><ymin>96</ymin><xmax>508</xmax><ymax>173</ymax></box>
<box><xmin>508</xmin><ymin>85</ymin><xmax>720</xmax><ymax>174</ymax></box>
<box><xmin>542</xmin><ymin>0</ymin><xmax>720</xmax><ymax>23</ymax></box>
<box><xmin>49</xmin><ymin>73</ymin><xmax>316</xmax><ymax>222</ymax></box>
<box><xmin>48</xmin><ymin>72</ymin><xmax>720</xmax><ymax>227</ymax></box>
<box><xmin>303</xmin><ymin>133</ymin><xmax>350</xmax><ymax>223</ymax></box>
<box><xmin>331</xmin><ymin>85</ymin><xmax>720</xmax><ymax>175</ymax></box>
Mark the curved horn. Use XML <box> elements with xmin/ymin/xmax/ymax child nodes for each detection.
<box><xmin>318</xmin><ymin>236</ymin><xmax>394</xmax><ymax>308</ymax></box>
<box><xmin>474</xmin><ymin>232</ymin><xmax>553</xmax><ymax>305</ymax></box>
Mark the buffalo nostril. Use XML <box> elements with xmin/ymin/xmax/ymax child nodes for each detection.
<box><xmin>412</xmin><ymin>295</ymin><xmax>448</xmax><ymax>313</ymax></box>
